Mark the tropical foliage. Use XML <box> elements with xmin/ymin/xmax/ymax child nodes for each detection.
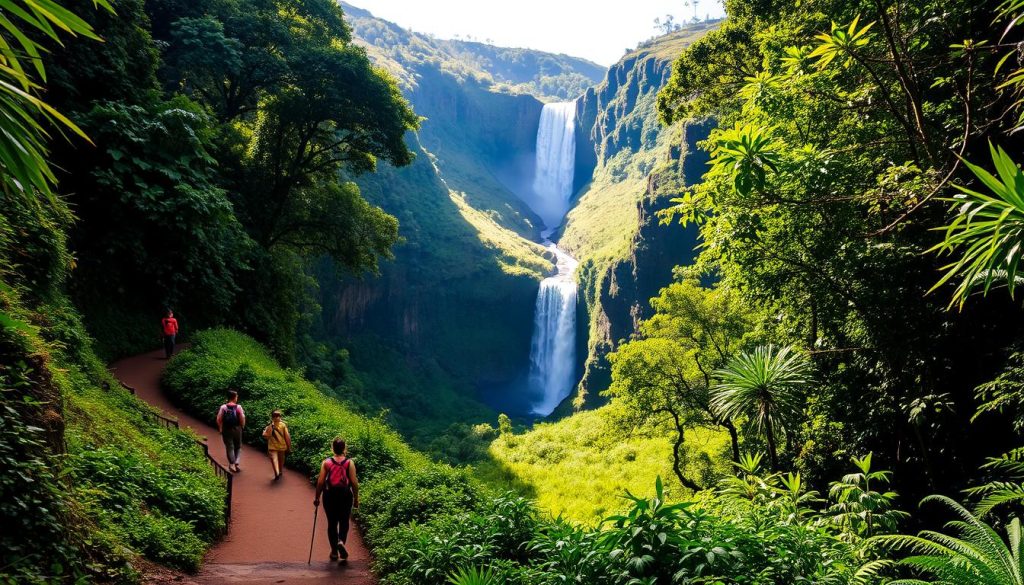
<box><xmin>45</xmin><ymin>0</ymin><xmax>417</xmax><ymax>359</ymax></box>
<box><xmin>865</xmin><ymin>496</ymin><xmax>1024</xmax><ymax>585</ymax></box>
<box><xmin>711</xmin><ymin>345</ymin><xmax>811</xmax><ymax>469</ymax></box>
<box><xmin>606</xmin><ymin>280</ymin><xmax>752</xmax><ymax>488</ymax></box>
<box><xmin>930</xmin><ymin>144</ymin><xmax>1024</xmax><ymax>308</ymax></box>
<box><xmin>11</xmin><ymin>0</ymin><xmax>1024</xmax><ymax>581</ymax></box>
<box><xmin>0</xmin><ymin>0</ymin><xmax>111</xmax><ymax>205</ymax></box>
<box><xmin>655</xmin><ymin>0</ymin><xmax>1024</xmax><ymax>507</ymax></box>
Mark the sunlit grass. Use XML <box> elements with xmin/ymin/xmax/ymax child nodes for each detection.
<box><xmin>477</xmin><ymin>404</ymin><xmax>730</xmax><ymax>525</ymax></box>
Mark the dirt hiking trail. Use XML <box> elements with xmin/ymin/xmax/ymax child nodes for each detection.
<box><xmin>111</xmin><ymin>349</ymin><xmax>376</xmax><ymax>585</ymax></box>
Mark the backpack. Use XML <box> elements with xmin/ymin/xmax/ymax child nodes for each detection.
<box><xmin>222</xmin><ymin>404</ymin><xmax>240</xmax><ymax>429</ymax></box>
<box><xmin>324</xmin><ymin>457</ymin><xmax>351</xmax><ymax>490</ymax></box>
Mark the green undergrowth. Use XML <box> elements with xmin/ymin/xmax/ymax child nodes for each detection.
<box><xmin>0</xmin><ymin>290</ymin><xmax>225</xmax><ymax>581</ymax></box>
<box><xmin>478</xmin><ymin>404</ymin><xmax>731</xmax><ymax>524</ymax></box>
<box><xmin>159</xmin><ymin>328</ymin><xmax>868</xmax><ymax>585</ymax></box>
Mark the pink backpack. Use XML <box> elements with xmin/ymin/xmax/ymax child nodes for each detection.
<box><xmin>324</xmin><ymin>457</ymin><xmax>351</xmax><ymax>490</ymax></box>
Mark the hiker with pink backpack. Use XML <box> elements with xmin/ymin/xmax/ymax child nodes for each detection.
<box><xmin>312</xmin><ymin>437</ymin><xmax>359</xmax><ymax>561</ymax></box>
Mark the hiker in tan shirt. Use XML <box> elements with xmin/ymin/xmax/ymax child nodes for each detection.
<box><xmin>261</xmin><ymin>410</ymin><xmax>292</xmax><ymax>481</ymax></box>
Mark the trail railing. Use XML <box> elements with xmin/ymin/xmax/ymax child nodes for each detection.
<box><xmin>118</xmin><ymin>381</ymin><xmax>233</xmax><ymax>531</ymax></box>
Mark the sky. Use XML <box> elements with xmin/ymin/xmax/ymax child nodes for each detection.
<box><xmin>348</xmin><ymin>1</ymin><xmax>726</xmax><ymax>66</ymax></box>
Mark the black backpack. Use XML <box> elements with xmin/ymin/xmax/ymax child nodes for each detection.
<box><xmin>222</xmin><ymin>403</ymin><xmax>240</xmax><ymax>429</ymax></box>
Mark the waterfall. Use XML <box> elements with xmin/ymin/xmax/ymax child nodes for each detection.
<box><xmin>530</xmin><ymin>102</ymin><xmax>577</xmax><ymax>229</ymax></box>
<box><xmin>521</xmin><ymin>101</ymin><xmax>579</xmax><ymax>416</ymax></box>
<box><xmin>528</xmin><ymin>243</ymin><xmax>578</xmax><ymax>415</ymax></box>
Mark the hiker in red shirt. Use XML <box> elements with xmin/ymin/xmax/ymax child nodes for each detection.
<box><xmin>161</xmin><ymin>309</ymin><xmax>179</xmax><ymax>359</ymax></box>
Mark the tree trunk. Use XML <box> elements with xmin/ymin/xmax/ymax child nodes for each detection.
<box><xmin>723</xmin><ymin>419</ymin><xmax>741</xmax><ymax>463</ymax></box>
<box><xmin>670</xmin><ymin>411</ymin><xmax>703</xmax><ymax>491</ymax></box>
<box><xmin>765</xmin><ymin>418</ymin><xmax>779</xmax><ymax>470</ymax></box>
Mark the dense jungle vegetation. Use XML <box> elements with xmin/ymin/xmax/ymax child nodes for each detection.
<box><xmin>51</xmin><ymin>0</ymin><xmax>418</xmax><ymax>361</ymax></box>
<box><xmin>6</xmin><ymin>0</ymin><xmax>1024</xmax><ymax>582</ymax></box>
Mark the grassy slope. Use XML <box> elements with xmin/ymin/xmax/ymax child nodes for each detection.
<box><xmin>477</xmin><ymin>404</ymin><xmax>730</xmax><ymax>525</ymax></box>
<box><xmin>164</xmin><ymin>329</ymin><xmax>428</xmax><ymax>477</ymax></box>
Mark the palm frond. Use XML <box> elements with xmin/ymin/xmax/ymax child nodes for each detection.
<box><xmin>711</xmin><ymin>344</ymin><xmax>811</xmax><ymax>435</ymax></box>
<box><xmin>0</xmin><ymin>0</ymin><xmax>112</xmax><ymax>204</ymax></box>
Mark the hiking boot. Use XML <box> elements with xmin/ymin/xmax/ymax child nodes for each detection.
<box><xmin>337</xmin><ymin>541</ymin><xmax>348</xmax><ymax>560</ymax></box>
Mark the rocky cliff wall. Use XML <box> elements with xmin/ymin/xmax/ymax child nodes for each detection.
<box><xmin>558</xmin><ymin>24</ymin><xmax>719</xmax><ymax>413</ymax></box>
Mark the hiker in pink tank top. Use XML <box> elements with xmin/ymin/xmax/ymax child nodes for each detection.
<box><xmin>313</xmin><ymin>437</ymin><xmax>359</xmax><ymax>562</ymax></box>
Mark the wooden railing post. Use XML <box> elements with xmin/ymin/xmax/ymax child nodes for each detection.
<box><xmin>194</xmin><ymin>436</ymin><xmax>232</xmax><ymax>532</ymax></box>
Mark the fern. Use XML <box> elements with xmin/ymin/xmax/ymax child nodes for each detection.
<box><xmin>965</xmin><ymin>448</ymin><xmax>1024</xmax><ymax>517</ymax></box>
<box><xmin>868</xmin><ymin>495</ymin><xmax>1024</xmax><ymax>584</ymax></box>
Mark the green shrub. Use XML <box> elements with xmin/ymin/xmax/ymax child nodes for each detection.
<box><xmin>109</xmin><ymin>510</ymin><xmax>205</xmax><ymax>572</ymax></box>
<box><xmin>71</xmin><ymin>443</ymin><xmax>225</xmax><ymax>544</ymax></box>
<box><xmin>162</xmin><ymin>328</ymin><xmax>424</xmax><ymax>481</ymax></box>
<box><xmin>0</xmin><ymin>381</ymin><xmax>94</xmax><ymax>583</ymax></box>
<box><xmin>360</xmin><ymin>467</ymin><xmax>483</xmax><ymax>545</ymax></box>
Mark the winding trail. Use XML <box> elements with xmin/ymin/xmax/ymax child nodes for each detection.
<box><xmin>110</xmin><ymin>350</ymin><xmax>375</xmax><ymax>585</ymax></box>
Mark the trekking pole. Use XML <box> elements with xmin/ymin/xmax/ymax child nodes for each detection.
<box><xmin>308</xmin><ymin>501</ymin><xmax>319</xmax><ymax>564</ymax></box>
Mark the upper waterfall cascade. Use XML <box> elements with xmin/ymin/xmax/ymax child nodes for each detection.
<box><xmin>530</xmin><ymin>102</ymin><xmax>577</xmax><ymax>229</ymax></box>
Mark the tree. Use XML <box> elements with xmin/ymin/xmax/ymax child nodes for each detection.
<box><xmin>157</xmin><ymin>0</ymin><xmax>418</xmax><ymax>273</ymax></box>
<box><xmin>43</xmin><ymin>0</ymin><xmax>420</xmax><ymax>357</ymax></box>
<box><xmin>608</xmin><ymin>338</ymin><xmax>713</xmax><ymax>490</ymax></box>
<box><xmin>654</xmin><ymin>0</ymin><xmax>1024</xmax><ymax>504</ymax></box>
<box><xmin>607</xmin><ymin>280</ymin><xmax>755</xmax><ymax>489</ymax></box>
<box><xmin>711</xmin><ymin>345</ymin><xmax>811</xmax><ymax>469</ymax></box>
<box><xmin>70</xmin><ymin>99</ymin><xmax>251</xmax><ymax>321</ymax></box>
<box><xmin>236</xmin><ymin>43</ymin><xmax>413</xmax><ymax>265</ymax></box>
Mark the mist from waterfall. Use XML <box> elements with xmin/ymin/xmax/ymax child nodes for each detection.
<box><xmin>530</xmin><ymin>102</ymin><xmax>577</xmax><ymax>230</ymax></box>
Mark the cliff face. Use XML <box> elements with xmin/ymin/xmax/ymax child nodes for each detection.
<box><xmin>560</xmin><ymin>24</ymin><xmax>720</xmax><ymax>411</ymax></box>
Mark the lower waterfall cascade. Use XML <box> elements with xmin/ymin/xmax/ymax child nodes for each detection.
<box><xmin>527</xmin><ymin>242</ymin><xmax>578</xmax><ymax>415</ymax></box>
